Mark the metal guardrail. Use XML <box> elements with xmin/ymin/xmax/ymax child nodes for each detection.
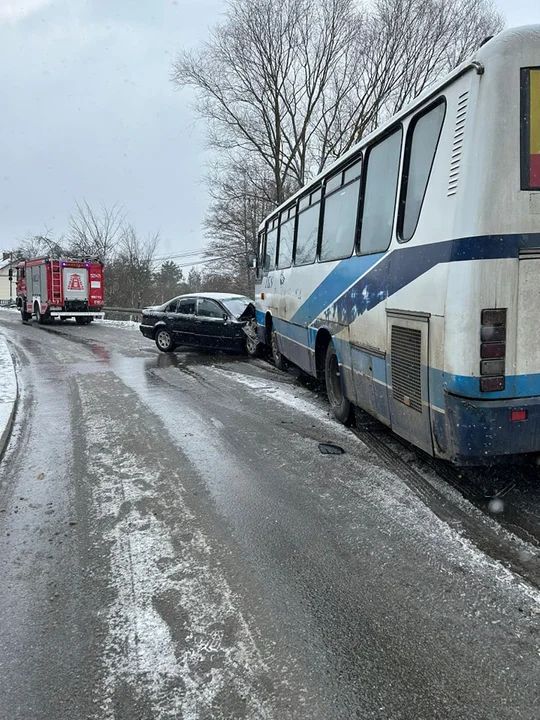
<box><xmin>0</xmin><ymin>301</ymin><xmax>141</xmax><ymax>318</ymax></box>
<box><xmin>103</xmin><ymin>306</ymin><xmax>142</xmax><ymax>314</ymax></box>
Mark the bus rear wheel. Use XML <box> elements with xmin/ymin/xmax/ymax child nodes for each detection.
<box><xmin>325</xmin><ymin>341</ymin><xmax>353</xmax><ymax>425</ymax></box>
<box><xmin>270</xmin><ymin>326</ymin><xmax>287</xmax><ymax>371</ymax></box>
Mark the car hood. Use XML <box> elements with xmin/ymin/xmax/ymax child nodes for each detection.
<box><xmin>237</xmin><ymin>302</ymin><xmax>256</xmax><ymax>321</ymax></box>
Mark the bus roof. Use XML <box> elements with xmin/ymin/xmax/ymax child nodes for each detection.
<box><xmin>259</xmin><ymin>24</ymin><xmax>540</xmax><ymax>232</ymax></box>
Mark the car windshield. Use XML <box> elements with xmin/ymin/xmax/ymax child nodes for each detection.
<box><xmin>220</xmin><ymin>296</ymin><xmax>253</xmax><ymax>318</ymax></box>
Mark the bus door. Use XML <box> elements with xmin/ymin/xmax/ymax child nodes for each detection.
<box><xmin>386</xmin><ymin>310</ymin><xmax>434</xmax><ymax>455</ymax></box>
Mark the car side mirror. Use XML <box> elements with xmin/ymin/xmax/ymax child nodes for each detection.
<box><xmin>222</xmin><ymin>313</ymin><xmax>228</xmax><ymax>322</ymax></box>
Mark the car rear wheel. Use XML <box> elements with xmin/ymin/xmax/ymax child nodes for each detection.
<box><xmin>155</xmin><ymin>328</ymin><xmax>175</xmax><ymax>353</ymax></box>
<box><xmin>325</xmin><ymin>340</ymin><xmax>353</xmax><ymax>425</ymax></box>
<box><xmin>270</xmin><ymin>325</ymin><xmax>287</xmax><ymax>370</ymax></box>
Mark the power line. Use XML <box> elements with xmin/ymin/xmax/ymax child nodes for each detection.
<box><xmin>167</xmin><ymin>252</ymin><xmax>247</xmax><ymax>270</ymax></box>
<box><xmin>153</xmin><ymin>248</ymin><xmax>207</xmax><ymax>262</ymax></box>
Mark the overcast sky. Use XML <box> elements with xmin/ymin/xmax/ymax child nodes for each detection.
<box><xmin>1</xmin><ymin>0</ymin><xmax>539</xmax><ymax>260</ymax></box>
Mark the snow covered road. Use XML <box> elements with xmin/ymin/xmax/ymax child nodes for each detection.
<box><xmin>0</xmin><ymin>312</ymin><xmax>539</xmax><ymax>720</ymax></box>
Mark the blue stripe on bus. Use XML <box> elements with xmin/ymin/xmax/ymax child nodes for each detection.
<box><xmin>288</xmin><ymin>233</ymin><xmax>540</xmax><ymax>327</ymax></box>
<box><xmin>272</xmin><ymin>315</ymin><xmax>540</xmax><ymax>403</ymax></box>
<box><xmin>289</xmin><ymin>253</ymin><xmax>384</xmax><ymax>326</ymax></box>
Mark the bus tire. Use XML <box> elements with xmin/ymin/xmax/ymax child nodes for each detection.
<box><xmin>325</xmin><ymin>341</ymin><xmax>353</xmax><ymax>425</ymax></box>
<box><xmin>270</xmin><ymin>325</ymin><xmax>287</xmax><ymax>370</ymax></box>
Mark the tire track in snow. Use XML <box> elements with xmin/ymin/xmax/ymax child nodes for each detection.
<box><xmin>77</xmin><ymin>374</ymin><xmax>276</xmax><ymax>720</ymax></box>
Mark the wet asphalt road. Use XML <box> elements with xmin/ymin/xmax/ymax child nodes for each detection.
<box><xmin>0</xmin><ymin>311</ymin><xmax>539</xmax><ymax>720</ymax></box>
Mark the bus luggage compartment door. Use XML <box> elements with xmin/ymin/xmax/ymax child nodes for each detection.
<box><xmin>386</xmin><ymin>310</ymin><xmax>434</xmax><ymax>455</ymax></box>
<box><xmin>516</xmin><ymin>250</ymin><xmax>540</xmax><ymax>382</ymax></box>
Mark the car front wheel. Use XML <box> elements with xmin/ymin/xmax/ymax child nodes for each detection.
<box><xmin>155</xmin><ymin>328</ymin><xmax>175</xmax><ymax>353</ymax></box>
<box><xmin>245</xmin><ymin>321</ymin><xmax>260</xmax><ymax>357</ymax></box>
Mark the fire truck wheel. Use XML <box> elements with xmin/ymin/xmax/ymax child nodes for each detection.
<box><xmin>35</xmin><ymin>303</ymin><xmax>46</xmax><ymax>324</ymax></box>
<box><xmin>155</xmin><ymin>328</ymin><xmax>175</xmax><ymax>353</ymax></box>
<box><xmin>20</xmin><ymin>309</ymin><xmax>31</xmax><ymax>322</ymax></box>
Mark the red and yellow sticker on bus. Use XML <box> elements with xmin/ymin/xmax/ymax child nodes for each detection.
<box><xmin>529</xmin><ymin>69</ymin><xmax>540</xmax><ymax>188</ymax></box>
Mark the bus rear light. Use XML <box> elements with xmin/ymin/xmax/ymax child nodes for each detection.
<box><xmin>481</xmin><ymin>342</ymin><xmax>505</xmax><ymax>359</ymax></box>
<box><xmin>480</xmin><ymin>376</ymin><xmax>505</xmax><ymax>392</ymax></box>
<box><xmin>481</xmin><ymin>359</ymin><xmax>505</xmax><ymax>375</ymax></box>
<box><xmin>481</xmin><ymin>309</ymin><xmax>506</xmax><ymax>326</ymax></box>
<box><xmin>510</xmin><ymin>409</ymin><xmax>527</xmax><ymax>422</ymax></box>
<box><xmin>481</xmin><ymin>325</ymin><xmax>506</xmax><ymax>342</ymax></box>
<box><xmin>480</xmin><ymin>308</ymin><xmax>507</xmax><ymax>391</ymax></box>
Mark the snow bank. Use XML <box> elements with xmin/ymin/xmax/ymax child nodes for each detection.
<box><xmin>0</xmin><ymin>336</ymin><xmax>17</xmax><ymax>454</ymax></box>
<box><xmin>94</xmin><ymin>318</ymin><xmax>140</xmax><ymax>329</ymax></box>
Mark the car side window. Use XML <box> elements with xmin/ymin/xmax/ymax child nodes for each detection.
<box><xmin>166</xmin><ymin>299</ymin><xmax>178</xmax><ymax>312</ymax></box>
<box><xmin>197</xmin><ymin>298</ymin><xmax>224</xmax><ymax>318</ymax></box>
<box><xmin>177</xmin><ymin>299</ymin><xmax>196</xmax><ymax>314</ymax></box>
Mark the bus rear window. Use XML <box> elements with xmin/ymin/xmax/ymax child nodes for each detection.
<box><xmin>521</xmin><ymin>68</ymin><xmax>540</xmax><ymax>190</ymax></box>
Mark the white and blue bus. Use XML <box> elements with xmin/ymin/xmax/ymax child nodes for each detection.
<box><xmin>254</xmin><ymin>25</ymin><xmax>540</xmax><ymax>464</ymax></box>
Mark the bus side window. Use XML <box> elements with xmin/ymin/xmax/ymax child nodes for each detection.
<box><xmin>320</xmin><ymin>164</ymin><xmax>361</xmax><ymax>262</ymax></box>
<box><xmin>294</xmin><ymin>201</ymin><xmax>320</xmax><ymax>266</ymax></box>
<box><xmin>256</xmin><ymin>231</ymin><xmax>264</xmax><ymax>278</ymax></box>
<box><xmin>360</xmin><ymin>127</ymin><xmax>402</xmax><ymax>255</ymax></box>
<box><xmin>398</xmin><ymin>100</ymin><xmax>446</xmax><ymax>242</ymax></box>
<box><xmin>277</xmin><ymin>208</ymin><xmax>296</xmax><ymax>270</ymax></box>
<box><xmin>264</xmin><ymin>228</ymin><xmax>278</xmax><ymax>272</ymax></box>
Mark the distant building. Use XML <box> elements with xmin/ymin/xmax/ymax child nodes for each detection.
<box><xmin>0</xmin><ymin>257</ymin><xmax>18</xmax><ymax>303</ymax></box>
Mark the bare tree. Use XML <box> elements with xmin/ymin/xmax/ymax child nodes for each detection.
<box><xmin>110</xmin><ymin>225</ymin><xmax>160</xmax><ymax>308</ymax></box>
<box><xmin>68</xmin><ymin>200</ymin><xmax>125</xmax><ymax>262</ymax></box>
<box><xmin>172</xmin><ymin>0</ymin><xmax>503</xmax><ymax>193</ymax></box>
<box><xmin>172</xmin><ymin>0</ymin><xmax>365</xmax><ymax>203</ymax></box>
<box><xmin>290</xmin><ymin>0</ymin><xmax>504</xmax><ymax>164</ymax></box>
<box><xmin>203</xmin><ymin>161</ymin><xmax>276</xmax><ymax>295</ymax></box>
<box><xmin>14</xmin><ymin>227</ymin><xmax>67</xmax><ymax>259</ymax></box>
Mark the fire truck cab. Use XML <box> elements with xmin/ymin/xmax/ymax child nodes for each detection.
<box><xmin>16</xmin><ymin>256</ymin><xmax>105</xmax><ymax>324</ymax></box>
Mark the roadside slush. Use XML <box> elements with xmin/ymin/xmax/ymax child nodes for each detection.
<box><xmin>0</xmin><ymin>336</ymin><xmax>17</xmax><ymax>460</ymax></box>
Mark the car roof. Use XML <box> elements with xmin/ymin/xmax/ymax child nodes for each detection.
<box><xmin>173</xmin><ymin>292</ymin><xmax>251</xmax><ymax>301</ymax></box>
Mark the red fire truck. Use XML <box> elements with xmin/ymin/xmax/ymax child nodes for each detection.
<box><xmin>16</xmin><ymin>257</ymin><xmax>105</xmax><ymax>324</ymax></box>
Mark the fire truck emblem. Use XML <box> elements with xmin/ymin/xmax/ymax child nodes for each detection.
<box><xmin>67</xmin><ymin>273</ymin><xmax>84</xmax><ymax>291</ymax></box>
